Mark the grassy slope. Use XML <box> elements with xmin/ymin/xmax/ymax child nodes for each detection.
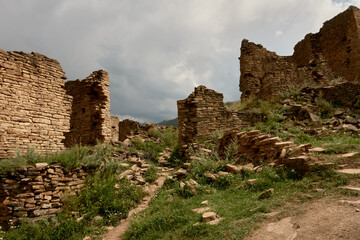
<box><xmin>124</xmin><ymin>167</ymin><xmax>354</xmax><ymax>240</ymax></box>
<box><xmin>124</xmin><ymin>93</ymin><xmax>360</xmax><ymax>240</ymax></box>
<box><xmin>2</xmin><ymin>92</ymin><xmax>360</xmax><ymax>239</ymax></box>
<box><xmin>0</xmin><ymin>127</ymin><xmax>178</xmax><ymax>240</ymax></box>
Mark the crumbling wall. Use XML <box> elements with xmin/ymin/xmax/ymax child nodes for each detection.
<box><xmin>0</xmin><ymin>163</ymin><xmax>87</xmax><ymax>227</ymax></box>
<box><xmin>64</xmin><ymin>70</ymin><xmax>111</xmax><ymax>146</ymax></box>
<box><xmin>293</xmin><ymin>6</ymin><xmax>360</xmax><ymax>81</ymax></box>
<box><xmin>110</xmin><ymin>116</ymin><xmax>120</xmax><ymax>142</ymax></box>
<box><xmin>301</xmin><ymin>82</ymin><xmax>360</xmax><ymax>108</ymax></box>
<box><xmin>119</xmin><ymin>119</ymin><xmax>142</xmax><ymax>141</ymax></box>
<box><xmin>177</xmin><ymin>86</ymin><xmax>243</xmax><ymax>156</ymax></box>
<box><xmin>240</xmin><ymin>6</ymin><xmax>360</xmax><ymax>100</ymax></box>
<box><xmin>0</xmin><ymin>50</ymin><xmax>72</xmax><ymax>159</ymax></box>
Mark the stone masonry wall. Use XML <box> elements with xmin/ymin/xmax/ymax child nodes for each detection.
<box><xmin>118</xmin><ymin>119</ymin><xmax>142</xmax><ymax>141</ymax></box>
<box><xmin>301</xmin><ymin>82</ymin><xmax>360</xmax><ymax>108</ymax></box>
<box><xmin>177</xmin><ymin>86</ymin><xmax>243</xmax><ymax>156</ymax></box>
<box><xmin>64</xmin><ymin>70</ymin><xmax>111</xmax><ymax>146</ymax></box>
<box><xmin>240</xmin><ymin>6</ymin><xmax>360</xmax><ymax>100</ymax></box>
<box><xmin>0</xmin><ymin>50</ymin><xmax>72</xmax><ymax>159</ymax></box>
<box><xmin>110</xmin><ymin>116</ymin><xmax>120</xmax><ymax>142</ymax></box>
<box><xmin>0</xmin><ymin>163</ymin><xmax>87</xmax><ymax>227</ymax></box>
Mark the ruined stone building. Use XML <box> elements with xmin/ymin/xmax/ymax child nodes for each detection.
<box><xmin>0</xmin><ymin>50</ymin><xmax>112</xmax><ymax>159</ymax></box>
<box><xmin>177</xmin><ymin>86</ymin><xmax>243</xmax><ymax>156</ymax></box>
<box><xmin>177</xmin><ymin>6</ymin><xmax>360</xmax><ymax>156</ymax></box>
<box><xmin>64</xmin><ymin>70</ymin><xmax>111</xmax><ymax>146</ymax></box>
<box><xmin>240</xmin><ymin>6</ymin><xmax>360</xmax><ymax>100</ymax></box>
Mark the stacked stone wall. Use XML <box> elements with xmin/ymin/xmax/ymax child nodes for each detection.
<box><xmin>119</xmin><ymin>119</ymin><xmax>142</xmax><ymax>141</ymax></box>
<box><xmin>301</xmin><ymin>82</ymin><xmax>360</xmax><ymax>108</ymax></box>
<box><xmin>64</xmin><ymin>70</ymin><xmax>111</xmax><ymax>146</ymax></box>
<box><xmin>177</xmin><ymin>86</ymin><xmax>243</xmax><ymax>156</ymax></box>
<box><xmin>0</xmin><ymin>50</ymin><xmax>72</xmax><ymax>159</ymax></box>
<box><xmin>240</xmin><ymin>6</ymin><xmax>360</xmax><ymax>100</ymax></box>
<box><xmin>110</xmin><ymin>116</ymin><xmax>120</xmax><ymax>142</ymax></box>
<box><xmin>0</xmin><ymin>163</ymin><xmax>87</xmax><ymax>226</ymax></box>
<box><xmin>0</xmin><ymin>49</ymin><xmax>113</xmax><ymax>158</ymax></box>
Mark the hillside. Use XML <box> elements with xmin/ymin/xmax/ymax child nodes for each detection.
<box><xmin>157</xmin><ymin>118</ymin><xmax>178</xmax><ymax>127</ymax></box>
<box><xmin>3</xmin><ymin>84</ymin><xmax>360</xmax><ymax>240</ymax></box>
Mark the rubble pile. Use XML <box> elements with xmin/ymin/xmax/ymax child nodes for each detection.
<box><xmin>217</xmin><ymin>129</ymin><xmax>322</xmax><ymax>172</ymax></box>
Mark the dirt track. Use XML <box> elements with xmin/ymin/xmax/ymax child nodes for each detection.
<box><xmin>246</xmin><ymin>198</ymin><xmax>360</xmax><ymax>240</ymax></box>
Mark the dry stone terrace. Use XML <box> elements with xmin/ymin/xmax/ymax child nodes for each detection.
<box><xmin>0</xmin><ymin>163</ymin><xmax>87</xmax><ymax>227</ymax></box>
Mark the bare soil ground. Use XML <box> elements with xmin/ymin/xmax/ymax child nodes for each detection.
<box><xmin>246</xmin><ymin>197</ymin><xmax>360</xmax><ymax>240</ymax></box>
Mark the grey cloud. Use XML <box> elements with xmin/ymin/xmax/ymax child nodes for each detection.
<box><xmin>0</xmin><ymin>0</ymin><xmax>356</xmax><ymax>122</ymax></box>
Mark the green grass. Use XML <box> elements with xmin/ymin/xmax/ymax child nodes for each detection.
<box><xmin>144</xmin><ymin>165</ymin><xmax>158</xmax><ymax>183</ymax></box>
<box><xmin>2</xmin><ymin>164</ymin><xmax>145</xmax><ymax>240</ymax></box>
<box><xmin>1</xmin><ymin>127</ymin><xmax>178</xmax><ymax>239</ymax></box>
<box><xmin>123</xmin><ymin>166</ymin><xmax>352</xmax><ymax>240</ymax></box>
<box><xmin>0</xmin><ymin>143</ymin><xmax>115</xmax><ymax>174</ymax></box>
<box><xmin>0</xmin><ymin>142</ymin><xmax>146</xmax><ymax>240</ymax></box>
<box><xmin>130</xmin><ymin>127</ymin><xmax>178</xmax><ymax>164</ymax></box>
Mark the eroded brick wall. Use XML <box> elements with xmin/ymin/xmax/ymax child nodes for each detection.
<box><xmin>240</xmin><ymin>6</ymin><xmax>360</xmax><ymax>100</ymax></box>
<box><xmin>64</xmin><ymin>70</ymin><xmax>111</xmax><ymax>146</ymax></box>
<box><xmin>177</xmin><ymin>86</ymin><xmax>243</xmax><ymax>156</ymax></box>
<box><xmin>0</xmin><ymin>50</ymin><xmax>72</xmax><ymax>159</ymax></box>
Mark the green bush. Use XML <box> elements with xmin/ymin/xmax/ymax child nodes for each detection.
<box><xmin>144</xmin><ymin>165</ymin><xmax>158</xmax><ymax>183</ymax></box>
<box><xmin>315</xmin><ymin>97</ymin><xmax>334</xmax><ymax>118</ymax></box>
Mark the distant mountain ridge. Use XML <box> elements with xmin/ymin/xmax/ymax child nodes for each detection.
<box><xmin>157</xmin><ymin>118</ymin><xmax>178</xmax><ymax>127</ymax></box>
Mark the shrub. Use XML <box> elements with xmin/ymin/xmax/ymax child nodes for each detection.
<box><xmin>315</xmin><ymin>97</ymin><xmax>334</xmax><ymax>118</ymax></box>
<box><xmin>66</xmin><ymin>175</ymin><xmax>145</xmax><ymax>222</ymax></box>
<box><xmin>144</xmin><ymin>165</ymin><xmax>158</xmax><ymax>183</ymax></box>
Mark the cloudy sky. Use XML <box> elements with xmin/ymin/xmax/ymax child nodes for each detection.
<box><xmin>0</xmin><ymin>0</ymin><xmax>359</xmax><ymax>122</ymax></box>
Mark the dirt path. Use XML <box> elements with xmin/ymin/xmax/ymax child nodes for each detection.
<box><xmin>245</xmin><ymin>153</ymin><xmax>360</xmax><ymax>240</ymax></box>
<box><xmin>246</xmin><ymin>187</ymin><xmax>360</xmax><ymax>240</ymax></box>
<box><xmin>101</xmin><ymin>172</ymin><xmax>170</xmax><ymax>240</ymax></box>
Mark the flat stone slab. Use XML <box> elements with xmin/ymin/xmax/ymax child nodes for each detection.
<box><xmin>340</xmin><ymin>152</ymin><xmax>359</xmax><ymax>158</ymax></box>
<box><xmin>208</xmin><ymin>217</ymin><xmax>223</xmax><ymax>225</ymax></box>
<box><xmin>336</xmin><ymin>169</ymin><xmax>360</xmax><ymax>174</ymax></box>
<box><xmin>339</xmin><ymin>200</ymin><xmax>360</xmax><ymax>206</ymax></box>
<box><xmin>192</xmin><ymin>207</ymin><xmax>211</xmax><ymax>214</ymax></box>
<box><xmin>340</xmin><ymin>186</ymin><xmax>360</xmax><ymax>192</ymax></box>
<box><xmin>202</xmin><ymin>212</ymin><xmax>217</xmax><ymax>222</ymax></box>
<box><xmin>309</xmin><ymin>147</ymin><xmax>326</xmax><ymax>153</ymax></box>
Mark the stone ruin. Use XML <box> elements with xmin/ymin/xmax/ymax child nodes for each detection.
<box><xmin>110</xmin><ymin>116</ymin><xmax>120</xmax><ymax>142</ymax></box>
<box><xmin>0</xmin><ymin>163</ymin><xmax>88</xmax><ymax>225</ymax></box>
<box><xmin>119</xmin><ymin>119</ymin><xmax>143</xmax><ymax>142</ymax></box>
<box><xmin>217</xmin><ymin>129</ymin><xmax>321</xmax><ymax>173</ymax></box>
<box><xmin>177</xmin><ymin>86</ymin><xmax>243</xmax><ymax>156</ymax></box>
<box><xmin>0</xmin><ymin>50</ymin><xmax>112</xmax><ymax>159</ymax></box>
<box><xmin>64</xmin><ymin>70</ymin><xmax>111</xmax><ymax>146</ymax></box>
<box><xmin>240</xmin><ymin>6</ymin><xmax>360</xmax><ymax>100</ymax></box>
<box><xmin>177</xmin><ymin>6</ymin><xmax>360</xmax><ymax>157</ymax></box>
